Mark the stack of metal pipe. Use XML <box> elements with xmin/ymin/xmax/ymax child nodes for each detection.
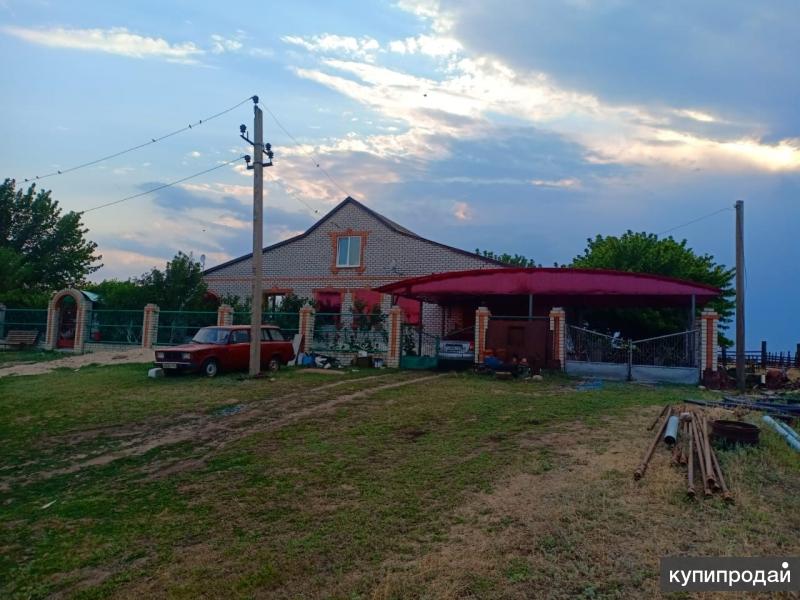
<box><xmin>634</xmin><ymin>404</ymin><xmax>733</xmax><ymax>503</ymax></box>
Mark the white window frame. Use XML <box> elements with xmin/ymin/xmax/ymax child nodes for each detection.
<box><xmin>336</xmin><ymin>235</ymin><xmax>362</xmax><ymax>268</ymax></box>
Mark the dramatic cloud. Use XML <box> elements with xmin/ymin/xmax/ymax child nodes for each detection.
<box><xmin>290</xmin><ymin>49</ymin><xmax>800</xmax><ymax>173</ymax></box>
<box><xmin>409</xmin><ymin>0</ymin><xmax>800</xmax><ymax>133</ymax></box>
<box><xmin>2</xmin><ymin>26</ymin><xmax>203</xmax><ymax>63</ymax></box>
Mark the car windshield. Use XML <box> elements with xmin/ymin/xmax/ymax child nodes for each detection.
<box><xmin>191</xmin><ymin>328</ymin><xmax>230</xmax><ymax>344</ymax></box>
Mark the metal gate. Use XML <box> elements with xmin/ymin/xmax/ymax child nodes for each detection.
<box><xmin>400</xmin><ymin>323</ymin><xmax>440</xmax><ymax>369</ymax></box>
<box><xmin>566</xmin><ymin>326</ymin><xmax>700</xmax><ymax>384</ymax></box>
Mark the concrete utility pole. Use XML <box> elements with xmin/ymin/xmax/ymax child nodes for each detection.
<box><xmin>735</xmin><ymin>200</ymin><xmax>745</xmax><ymax>394</ymax></box>
<box><xmin>240</xmin><ymin>96</ymin><xmax>274</xmax><ymax>377</ymax></box>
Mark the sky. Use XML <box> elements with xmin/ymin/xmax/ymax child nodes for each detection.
<box><xmin>1</xmin><ymin>0</ymin><xmax>798</xmax><ymax>349</ymax></box>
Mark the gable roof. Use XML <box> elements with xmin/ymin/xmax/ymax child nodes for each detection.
<box><xmin>203</xmin><ymin>196</ymin><xmax>505</xmax><ymax>274</ymax></box>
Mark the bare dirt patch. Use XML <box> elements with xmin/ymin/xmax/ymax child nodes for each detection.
<box><xmin>0</xmin><ymin>348</ymin><xmax>154</xmax><ymax>378</ymax></box>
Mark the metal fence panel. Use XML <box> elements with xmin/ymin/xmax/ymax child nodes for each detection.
<box><xmin>231</xmin><ymin>311</ymin><xmax>301</xmax><ymax>338</ymax></box>
<box><xmin>312</xmin><ymin>312</ymin><xmax>388</xmax><ymax>353</ymax></box>
<box><xmin>566</xmin><ymin>326</ymin><xmax>628</xmax><ymax>364</ymax></box>
<box><xmin>401</xmin><ymin>323</ymin><xmax>439</xmax><ymax>357</ymax></box>
<box><xmin>86</xmin><ymin>309</ymin><xmax>145</xmax><ymax>345</ymax></box>
<box><xmin>156</xmin><ymin>310</ymin><xmax>217</xmax><ymax>346</ymax></box>
<box><xmin>2</xmin><ymin>308</ymin><xmax>48</xmax><ymax>341</ymax></box>
<box><xmin>631</xmin><ymin>330</ymin><xmax>699</xmax><ymax>368</ymax></box>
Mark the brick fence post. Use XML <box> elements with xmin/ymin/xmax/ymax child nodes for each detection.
<box><xmin>73</xmin><ymin>295</ymin><xmax>90</xmax><ymax>354</ymax></box>
<box><xmin>549</xmin><ymin>307</ymin><xmax>566</xmax><ymax>370</ymax></box>
<box><xmin>298</xmin><ymin>304</ymin><xmax>316</xmax><ymax>353</ymax></box>
<box><xmin>217</xmin><ymin>304</ymin><xmax>233</xmax><ymax>326</ymax></box>
<box><xmin>45</xmin><ymin>295</ymin><xmax>59</xmax><ymax>350</ymax></box>
<box><xmin>474</xmin><ymin>306</ymin><xmax>491</xmax><ymax>364</ymax></box>
<box><xmin>142</xmin><ymin>304</ymin><xmax>160</xmax><ymax>349</ymax></box>
<box><xmin>386</xmin><ymin>305</ymin><xmax>404</xmax><ymax>368</ymax></box>
<box><xmin>699</xmin><ymin>308</ymin><xmax>719</xmax><ymax>375</ymax></box>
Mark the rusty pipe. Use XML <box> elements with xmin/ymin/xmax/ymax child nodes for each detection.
<box><xmin>687</xmin><ymin>420</ymin><xmax>696</xmax><ymax>498</ymax></box>
<box><xmin>691</xmin><ymin>415</ymin><xmax>711</xmax><ymax>496</ymax></box>
<box><xmin>710</xmin><ymin>445</ymin><xmax>734</xmax><ymax>504</ymax></box>
<box><xmin>671</xmin><ymin>442</ymin><xmax>682</xmax><ymax>465</ymax></box>
<box><xmin>635</xmin><ymin>406</ymin><xmax>671</xmax><ymax>480</ymax></box>
<box><xmin>680</xmin><ymin>420</ymin><xmax>689</xmax><ymax>465</ymax></box>
<box><xmin>700</xmin><ymin>415</ymin><xmax>717</xmax><ymax>490</ymax></box>
<box><xmin>648</xmin><ymin>404</ymin><xmax>670</xmax><ymax>431</ymax></box>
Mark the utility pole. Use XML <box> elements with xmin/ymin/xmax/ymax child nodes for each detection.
<box><xmin>240</xmin><ymin>95</ymin><xmax>274</xmax><ymax>377</ymax></box>
<box><xmin>735</xmin><ymin>200</ymin><xmax>745</xmax><ymax>394</ymax></box>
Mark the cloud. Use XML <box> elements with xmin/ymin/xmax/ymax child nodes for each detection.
<box><xmin>210</xmin><ymin>33</ymin><xmax>242</xmax><ymax>54</ymax></box>
<box><xmin>388</xmin><ymin>34</ymin><xmax>461</xmax><ymax>57</ymax></box>
<box><xmin>290</xmin><ymin>49</ymin><xmax>800</xmax><ymax>173</ymax></box>
<box><xmin>452</xmin><ymin>201</ymin><xmax>472</xmax><ymax>220</ymax></box>
<box><xmin>530</xmin><ymin>178</ymin><xmax>581</xmax><ymax>188</ymax></box>
<box><xmin>411</xmin><ymin>0</ymin><xmax>800</xmax><ymax>134</ymax></box>
<box><xmin>281</xmin><ymin>34</ymin><xmax>380</xmax><ymax>61</ymax></box>
<box><xmin>2</xmin><ymin>26</ymin><xmax>203</xmax><ymax>63</ymax></box>
<box><xmin>675</xmin><ymin>109</ymin><xmax>718</xmax><ymax>123</ymax></box>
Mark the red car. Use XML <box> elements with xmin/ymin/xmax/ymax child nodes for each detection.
<box><xmin>154</xmin><ymin>325</ymin><xmax>295</xmax><ymax>377</ymax></box>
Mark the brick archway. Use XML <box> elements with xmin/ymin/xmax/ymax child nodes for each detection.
<box><xmin>45</xmin><ymin>289</ymin><xmax>90</xmax><ymax>352</ymax></box>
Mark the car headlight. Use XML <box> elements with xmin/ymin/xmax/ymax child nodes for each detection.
<box><xmin>181</xmin><ymin>352</ymin><xmax>192</xmax><ymax>361</ymax></box>
<box><xmin>156</xmin><ymin>352</ymin><xmax>165</xmax><ymax>360</ymax></box>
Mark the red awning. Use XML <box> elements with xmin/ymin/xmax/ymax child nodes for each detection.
<box><xmin>375</xmin><ymin>268</ymin><xmax>720</xmax><ymax>308</ymax></box>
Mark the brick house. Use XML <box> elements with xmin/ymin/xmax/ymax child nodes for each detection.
<box><xmin>202</xmin><ymin>196</ymin><xmax>503</xmax><ymax>335</ymax></box>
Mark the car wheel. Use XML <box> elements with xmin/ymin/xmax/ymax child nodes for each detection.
<box><xmin>267</xmin><ymin>356</ymin><xmax>281</xmax><ymax>372</ymax></box>
<box><xmin>202</xmin><ymin>358</ymin><xmax>219</xmax><ymax>378</ymax></box>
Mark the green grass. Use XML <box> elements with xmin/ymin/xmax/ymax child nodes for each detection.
<box><xmin>0</xmin><ymin>348</ymin><xmax>62</xmax><ymax>367</ymax></box>
<box><xmin>0</xmin><ymin>367</ymin><xmax>797</xmax><ymax>599</ymax></box>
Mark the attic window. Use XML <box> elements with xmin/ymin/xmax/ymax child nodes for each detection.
<box><xmin>336</xmin><ymin>235</ymin><xmax>362</xmax><ymax>267</ymax></box>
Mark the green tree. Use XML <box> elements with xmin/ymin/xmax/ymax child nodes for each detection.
<box><xmin>475</xmin><ymin>248</ymin><xmax>537</xmax><ymax>267</ymax></box>
<box><xmin>0</xmin><ymin>179</ymin><xmax>100</xmax><ymax>305</ymax></box>
<box><xmin>571</xmin><ymin>231</ymin><xmax>734</xmax><ymax>344</ymax></box>
<box><xmin>138</xmin><ymin>251</ymin><xmax>212</xmax><ymax>311</ymax></box>
<box><xmin>84</xmin><ymin>279</ymin><xmax>153</xmax><ymax>310</ymax></box>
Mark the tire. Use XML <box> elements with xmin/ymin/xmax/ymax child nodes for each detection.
<box><xmin>202</xmin><ymin>358</ymin><xmax>219</xmax><ymax>378</ymax></box>
<box><xmin>267</xmin><ymin>355</ymin><xmax>282</xmax><ymax>372</ymax></box>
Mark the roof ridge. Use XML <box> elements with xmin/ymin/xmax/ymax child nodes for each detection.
<box><xmin>204</xmin><ymin>196</ymin><xmax>503</xmax><ymax>274</ymax></box>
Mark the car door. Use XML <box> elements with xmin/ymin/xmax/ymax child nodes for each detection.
<box><xmin>227</xmin><ymin>329</ymin><xmax>250</xmax><ymax>370</ymax></box>
<box><xmin>261</xmin><ymin>328</ymin><xmax>292</xmax><ymax>366</ymax></box>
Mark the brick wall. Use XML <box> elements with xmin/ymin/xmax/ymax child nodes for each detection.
<box><xmin>203</xmin><ymin>198</ymin><xmax>500</xmax><ymax>333</ymax></box>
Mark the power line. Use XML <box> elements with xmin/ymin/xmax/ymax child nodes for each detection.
<box><xmin>262</xmin><ymin>104</ymin><xmax>352</xmax><ymax>199</ymax></box>
<box><xmin>657</xmin><ymin>207</ymin><xmax>733</xmax><ymax>236</ymax></box>
<box><xmin>80</xmin><ymin>156</ymin><xmax>244</xmax><ymax>214</ymax></box>
<box><xmin>17</xmin><ymin>96</ymin><xmax>256</xmax><ymax>183</ymax></box>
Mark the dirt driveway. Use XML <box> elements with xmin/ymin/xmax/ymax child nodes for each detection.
<box><xmin>0</xmin><ymin>348</ymin><xmax>155</xmax><ymax>378</ymax></box>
